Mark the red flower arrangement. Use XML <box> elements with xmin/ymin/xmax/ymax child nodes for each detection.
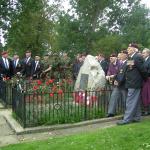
<box><xmin>27</xmin><ymin>79</ymin><xmax>73</xmax><ymax>97</ymax></box>
<box><xmin>73</xmin><ymin>91</ymin><xmax>98</xmax><ymax>106</ymax></box>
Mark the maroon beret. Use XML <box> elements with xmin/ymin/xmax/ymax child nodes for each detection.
<box><xmin>1</xmin><ymin>51</ymin><xmax>8</xmax><ymax>55</ymax></box>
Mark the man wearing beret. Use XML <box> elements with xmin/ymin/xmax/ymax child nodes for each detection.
<box><xmin>21</xmin><ymin>50</ymin><xmax>34</xmax><ymax>79</ymax></box>
<box><xmin>0</xmin><ymin>51</ymin><xmax>13</xmax><ymax>100</ymax></box>
<box><xmin>107</xmin><ymin>51</ymin><xmax>128</xmax><ymax>117</ymax></box>
<box><xmin>106</xmin><ymin>53</ymin><xmax>122</xmax><ymax>85</ymax></box>
<box><xmin>117</xmin><ymin>44</ymin><xmax>147</xmax><ymax>125</ymax></box>
<box><xmin>0</xmin><ymin>51</ymin><xmax>13</xmax><ymax>80</ymax></box>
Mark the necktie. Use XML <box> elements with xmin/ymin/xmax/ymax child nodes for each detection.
<box><xmin>35</xmin><ymin>61</ymin><xmax>38</xmax><ymax>71</ymax></box>
<box><xmin>14</xmin><ymin>60</ymin><xmax>16</xmax><ymax>68</ymax></box>
<box><xmin>5</xmin><ymin>58</ymin><xmax>8</xmax><ymax>69</ymax></box>
<box><xmin>26</xmin><ymin>58</ymin><xmax>29</xmax><ymax>64</ymax></box>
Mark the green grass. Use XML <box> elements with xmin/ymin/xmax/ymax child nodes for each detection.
<box><xmin>1</xmin><ymin>119</ymin><xmax>150</xmax><ymax>150</ymax></box>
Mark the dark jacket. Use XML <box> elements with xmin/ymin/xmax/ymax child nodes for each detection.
<box><xmin>72</xmin><ymin>61</ymin><xmax>83</xmax><ymax>80</ymax></box>
<box><xmin>31</xmin><ymin>61</ymin><xmax>43</xmax><ymax>79</ymax></box>
<box><xmin>115</xmin><ymin>60</ymin><xmax>127</xmax><ymax>87</ymax></box>
<box><xmin>12</xmin><ymin>59</ymin><xmax>23</xmax><ymax>75</ymax></box>
<box><xmin>125</xmin><ymin>53</ymin><xmax>145</xmax><ymax>89</ymax></box>
<box><xmin>21</xmin><ymin>57</ymin><xmax>34</xmax><ymax>78</ymax></box>
<box><xmin>143</xmin><ymin>56</ymin><xmax>150</xmax><ymax>77</ymax></box>
<box><xmin>99</xmin><ymin>60</ymin><xmax>109</xmax><ymax>75</ymax></box>
<box><xmin>0</xmin><ymin>57</ymin><xmax>13</xmax><ymax>79</ymax></box>
<box><xmin>107</xmin><ymin>60</ymin><xmax>121</xmax><ymax>76</ymax></box>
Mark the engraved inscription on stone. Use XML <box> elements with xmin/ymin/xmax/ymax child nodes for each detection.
<box><xmin>79</xmin><ymin>73</ymin><xmax>89</xmax><ymax>90</ymax></box>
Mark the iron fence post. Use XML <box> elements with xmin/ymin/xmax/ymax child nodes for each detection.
<box><xmin>84</xmin><ymin>90</ymin><xmax>87</xmax><ymax>120</ymax></box>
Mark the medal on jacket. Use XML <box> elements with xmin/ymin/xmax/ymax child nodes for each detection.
<box><xmin>120</xmin><ymin>69</ymin><xmax>123</xmax><ymax>73</ymax></box>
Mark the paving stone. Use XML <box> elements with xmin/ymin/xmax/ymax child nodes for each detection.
<box><xmin>0</xmin><ymin>135</ymin><xmax>19</xmax><ymax>147</ymax></box>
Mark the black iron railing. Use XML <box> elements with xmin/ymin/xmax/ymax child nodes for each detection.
<box><xmin>12</xmin><ymin>85</ymin><xmax>125</xmax><ymax>128</ymax></box>
<box><xmin>0</xmin><ymin>81</ymin><xmax>13</xmax><ymax>107</ymax></box>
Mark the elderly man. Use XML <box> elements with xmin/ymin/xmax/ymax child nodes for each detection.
<box><xmin>106</xmin><ymin>53</ymin><xmax>121</xmax><ymax>85</ymax></box>
<box><xmin>141</xmin><ymin>48</ymin><xmax>150</xmax><ymax>115</ymax></box>
<box><xmin>107</xmin><ymin>51</ymin><xmax>128</xmax><ymax>117</ymax></box>
<box><xmin>117</xmin><ymin>44</ymin><xmax>146</xmax><ymax>125</ymax></box>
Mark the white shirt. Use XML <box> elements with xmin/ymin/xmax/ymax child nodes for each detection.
<box><xmin>2</xmin><ymin>57</ymin><xmax>9</xmax><ymax>69</ymax></box>
<box><xmin>145</xmin><ymin>56</ymin><xmax>149</xmax><ymax>62</ymax></box>
<box><xmin>130</xmin><ymin>52</ymin><xmax>136</xmax><ymax>58</ymax></box>
<box><xmin>122</xmin><ymin>60</ymin><xmax>127</xmax><ymax>64</ymax></box>
<box><xmin>26</xmin><ymin>57</ymin><xmax>30</xmax><ymax>64</ymax></box>
<box><xmin>35</xmin><ymin>61</ymin><xmax>39</xmax><ymax>71</ymax></box>
<box><xmin>14</xmin><ymin>59</ymin><xmax>19</xmax><ymax>67</ymax></box>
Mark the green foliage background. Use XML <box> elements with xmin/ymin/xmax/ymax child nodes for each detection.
<box><xmin>0</xmin><ymin>0</ymin><xmax>150</xmax><ymax>57</ymax></box>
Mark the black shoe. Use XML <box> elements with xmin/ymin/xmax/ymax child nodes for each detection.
<box><xmin>117</xmin><ymin>120</ymin><xmax>130</xmax><ymax>125</ymax></box>
<box><xmin>107</xmin><ymin>114</ymin><xmax>114</xmax><ymax>117</ymax></box>
<box><xmin>142</xmin><ymin>112</ymin><xmax>149</xmax><ymax>116</ymax></box>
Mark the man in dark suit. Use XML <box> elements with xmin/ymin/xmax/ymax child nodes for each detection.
<box><xmin>107</xmin><ymin>51</ymin><xmax>128</xmax><ymax>117</ymax></box>
<box><xmin>12</xmin><ymin>53</ymin><xmax>22</xmax><ymax>76</ymax></box>
<box><xmin>141</xmin><ymin>48</ymin><xmax>150</xmax><ymax>115</ymax></box>
<box><xmin>0</xmin><ymin>51</ymin><xmax>13</xmax><ymax>100</ymax></box>
<box><xmin>117</xmin><ymin>43</ymin><xmax>146</xmax><ymax>125</ymax></box>
<box><xmin>31</xmin><ymin>55</ymin><xmax>43</xmax><ymax>79</ymax></box>
<box><xmin>21</xmin><ymin>50</ymin><xmax>34</xmax><ymax>79</ymax></box>
<box><xmin>0</xmin><ymin>51</ymin><xmax>13</xmax><ymax>80</ymax></box>
<box><xmin>98</xmin><ymin>53</ymin><xmax>109</xmax><ymax>75</ymax></box>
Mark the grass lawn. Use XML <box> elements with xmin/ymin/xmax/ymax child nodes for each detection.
<box><xmin>1</xmin><ymin>119</ymin><xmax>150</xmax><ymax>150</ymax></box>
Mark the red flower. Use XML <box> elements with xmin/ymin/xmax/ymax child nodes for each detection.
<box><xmin>58</xmin><ymin>89</ymin><xmax>63</xmax><ymax>95</ymax></box>
<box><xmin>49</xmin><ymin>79</ymin><xmax>54</xmax><ymax>84</ymax></box>
<box><xmin>46</xmin><ymin>81</ymin><xmax>49</xmax><ymax>85</ymax></box>
<box><xmin>49</xmin><ymin>93</ymin><xmax>54</xmax><ymax>97</ymax></box>
<box><xmin>33</xmin><ymin>86</ymin><xmax>38</xmax><ymax>90</ymax></box>
<box><xmin>37</xmin><ymin>80</ymin><xmax>42</xmax><ymax>85</ymax></box>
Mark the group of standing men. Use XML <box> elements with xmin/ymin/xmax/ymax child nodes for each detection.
<box><xmin>0</xmin><ymin>50</ymin><xmax>71</xmax><ymax>81</ymax></box>
<box><xmin>0</xmin><ymin>50</ymin><xmax>45</xmax><ymax>80</ymax></box>
<box><xmin>103</xmin><ymin>43</ymin><xmax>150</xmax><ymax>125</ymax></box>
<box><xmin>1</xmin><ymin>44</ymin><xmax>150</xmax><ymax>125</ymax></box>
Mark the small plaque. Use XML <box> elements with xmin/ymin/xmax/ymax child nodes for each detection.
<box><xmin>79</xmin><ymin>74</ymin><xmax>89</xmax><ymax>90</ymax></box>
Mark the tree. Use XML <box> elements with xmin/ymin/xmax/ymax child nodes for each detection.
<box><xmin>6</xmin><ymin>0</ymin><xmax>57</xmax><ymax>56</ymax></box>
<box><xmin>0</xmin><ymin>0</ymin><xmax>15</xmax><ymax>49</ymax></box>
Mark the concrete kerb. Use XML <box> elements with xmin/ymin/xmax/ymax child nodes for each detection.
<box><xmin>3</xmin><ymin>109</ymin><xmax>122</xmax><ymax>135</ymax></box>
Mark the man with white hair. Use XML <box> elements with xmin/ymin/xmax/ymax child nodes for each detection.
<box><xmin>117</xmin><ymin>44</ymin><xmax>146</xmax><ymax>125</ymax></box>
<box><xmin>141</xmin><ymin>48</ymin><xmax>150</xmax><ymax>115</ymax></box>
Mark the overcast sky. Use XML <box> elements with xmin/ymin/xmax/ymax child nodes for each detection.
<box><xmin>140</xmin><ymin>0</ymin><xmax>150</xmax><ymax>8</ymax></box>
<box><xmin>0</xmin><ymin>0</ymin><xmax>150</xmax><ymax>46</ymax></box>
